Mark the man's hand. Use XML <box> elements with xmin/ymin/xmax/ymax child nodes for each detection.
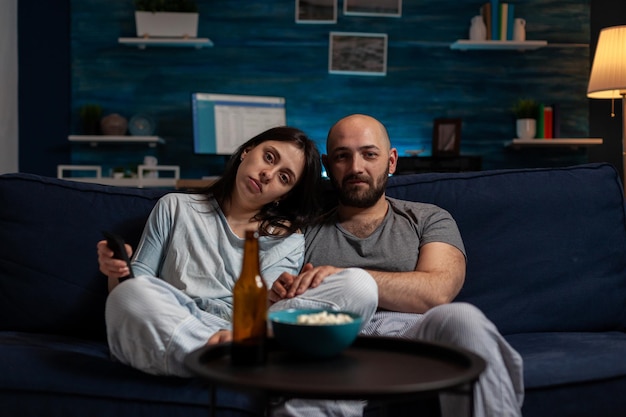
<box><xmin>208</xmin><ymin>330</ymin><xmax>232</xmax><ymax>345</ymax></box>
<box><xmin>269</xmin><ymin>263</ymin><xmax>343</xmax><ymax>303</ymax></box>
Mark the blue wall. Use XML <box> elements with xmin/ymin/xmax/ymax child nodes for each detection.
<box><xmin>68</xmin><ymin>0</ymin><xmax>590</xmax><ymax>179</ymax></box>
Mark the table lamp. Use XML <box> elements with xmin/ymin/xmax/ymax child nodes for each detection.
<box><xmin>587</xmin><ymin>25</ymin><xmax>626</xmax><ymax>192</ymax></box>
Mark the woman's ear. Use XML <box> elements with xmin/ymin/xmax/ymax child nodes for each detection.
<box><xmin>240</xmin><ymin>148</ymin><xmax>250</xmax><ymax>161</ymax></box>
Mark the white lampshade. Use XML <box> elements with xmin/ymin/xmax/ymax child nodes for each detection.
<box><xmin>588</xmin><ymin>25</ymin><xmax>626</xmax><ymax>99</ymax></box>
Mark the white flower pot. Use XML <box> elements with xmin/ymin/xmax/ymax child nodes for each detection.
<box><xmin>135</xmin><ymin>11</ymin><xmax>199</xmax><ymax>38</ymax></box>
<box><xmin>516</xmin><ymin>118</ymin><xmax>536</xmax><ymax>140</ymax></box>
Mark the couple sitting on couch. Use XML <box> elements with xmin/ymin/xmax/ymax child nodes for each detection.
<box><xmin>97</xmin><ymin>114</ymin><xmax>524</xmax><ymax>417</ymax></box>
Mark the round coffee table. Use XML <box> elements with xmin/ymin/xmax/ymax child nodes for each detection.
<box><xmin>185</xmin><ymin>335</ymin><xmax>485</xmax><ymax>416</ymax></box>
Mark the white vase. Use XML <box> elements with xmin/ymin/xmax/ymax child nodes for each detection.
<box><xmin>469</xmin><ymin>16</ymin><xmax>487</xmax><ymax>41</ymax></box>
<box><xmin>516</xmin><ymin>118</ymin><xmax>536</xmax><ymax>139</ymax></box>
<box><xmin>135</xmin><ymin>11</ymin><xmax>199</xmax><ymax>38</ymax></box>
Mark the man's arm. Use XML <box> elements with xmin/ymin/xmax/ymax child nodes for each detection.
<box><xmin>369</xmin><ymin>242</ymin><xmax>465</xmax><ymax>314</ymax></box>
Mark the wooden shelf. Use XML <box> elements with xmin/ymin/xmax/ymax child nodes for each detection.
<box><xmin>450</xmin><ymin>40</ymin><xmax>548</xmax><ymax>51</ymax></box>
<box><xmin>68</xmin><ymin>135</ymin><xmax>165</xmax><ymax>147</ymax></box>
<box><xmin>505</xmin><ymin>138</ymin><xmax>603</xmax><ymax>149</ymax></box>
<box><xmin>118</xmin><ymin>37</ymin><xmax>213</xmax><ymax>49</ymax></box>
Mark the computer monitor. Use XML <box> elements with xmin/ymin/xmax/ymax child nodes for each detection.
<box><xmin>192</xmin><ymin>93</ymin><xmax>286</xmax><ymax>155</ymax></box>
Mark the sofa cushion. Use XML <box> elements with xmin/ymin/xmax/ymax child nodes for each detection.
<box><xmin>386</xmin><ymin>163</ymin><xmax>626</xmax><ymax>334</ymax></box>
<box><xmin>0</xmin><ymin>331</ymin><xmax>261</xmax><ymax>417</ymax></box>
<box><xmin>0</xmin><ymin>174</ymin><xmax>168</xmax><ymax>340</ymax></box>
<box><xmin>505</xmin><ymin>331</ymin><xmax>626</xmax><ymax>388</ymax></box>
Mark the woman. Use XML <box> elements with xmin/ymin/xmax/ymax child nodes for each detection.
<box><xmin>97</xmin><ymin>126</ymin><xmax>323</xmax><ymax>376</ymax></box>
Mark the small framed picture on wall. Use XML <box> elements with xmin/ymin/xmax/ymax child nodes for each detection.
<box><xmin>329</xmin><ymin>32</ymin><xmax>388</xmax><ymax>76</ymax></box>
<box><xmin>296</xmin><ymin>0</ymin><xmax>337</xmax><ymax>24</ymax></box>
<box><xmin>432</xmin><ymin>118</ymin><xmax>462</xmax><ymax>156</ymax></box>
<box><xmin>344</xmin><ymin>0</ymin><xmax>402</xmax><ymax>17</ymax></box>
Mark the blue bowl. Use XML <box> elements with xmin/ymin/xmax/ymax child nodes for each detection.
<box><xmin>269</xmin><ymin>309</ymin><xmax>362</xmax><ymax>358</ymax></box>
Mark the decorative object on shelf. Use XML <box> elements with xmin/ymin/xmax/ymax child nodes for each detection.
<box><xmin>79</xmin><ymin>104</ymin><xmax>102</xmax><ymax>135</ymax></box>
<box><xmin>129</xmin><ymin>114</ymin><xmax>156</xmax><ymax>136</ymax></box>
<box><xmin>134</xmin><ymin>0</ymin><xmax>199</xmax><ymax>38</ymax></box>
<box><xmin>112</xmin><ymin>166</ymin><xmax>125</xmax><ymax>179</ymax></box>
<box><xmin>142</xmin><ymin>156</ymin><xmax>158</xmax><ymax>178</ymax></box>
<box><xmin>513</xmin><ymin>99</ymin><xmax>538</xmax><ymax>140</ymax></box>
<box><xmin>469</xmin><ymin>15</ymin><xmax>487</xmax><ymax>41</ymax></box>
<box><xmin>587</xmin><ymin>25</ymin><xmax>626</xmax><ymax>193</ymax></box>
<box><xmin>100</xmin><ymin>113</ymin><xmax>128</xmax><ymax>136</ymax></box>
<box><xmin>432</xmin><ymin>118</ymin><xmax>462</xmax><ymax>157</ymax></box>
<box><xmin>513</xmin><ymin>18</ymin><xmax>526</xmax><ymax>41</ymax></box>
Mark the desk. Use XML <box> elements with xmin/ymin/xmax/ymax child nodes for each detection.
<box><xmin>185</xmin><ymin>336</ymin><xmax>485</xmax><ymax>416</ymax></box>
<box><xmin>396</xmin><ymin>156</ymin><xmax>482</xmax><ymax>174</ymax></box>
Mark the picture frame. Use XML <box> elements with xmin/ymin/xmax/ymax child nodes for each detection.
<box><xmin>432</xmin><ymin>118</ymin><xmax>462</xmax><ymax>156</ymax></box>
<box><xmin>329</xmin><ymin>32</ymin><xmax>388</xmax><ymax>76</ymax></box>
<box><xmin>344</xmin><ymin>0</ymin><xmax>402</xmax><ymax>17</ymax></box>
<box><xmin>296</xmin><ymin>0</ymin><xmax>337</xmax><ymax>24</ymax></box>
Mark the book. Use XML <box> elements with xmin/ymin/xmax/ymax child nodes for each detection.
<box><xmin>481</xmin><ymin>2</ymin><xmax>492</xmax><ymax>40</ymax></box>
<box><xmin>552</xmin><ymin>103</ymin><xmax>561</xmax><ymax>138</ymax></box>
<box><xmin>543</xmin><ymin>106</ymin><xmax>553</xmax><ymax>139</ymax></box>
<box><xmin>537</xmin><ymin>103</ymin><xmax>545</xmax><ymax>138</ymax></box>
<box><xmin>500</xmin><ymin>3</ymin><xmax>508</xmax><ymax>41</ymax></box>
<box><xmin>506</xmin><ymin>4</ymin><xmax>515</xmax><ymax>40</ymax></box>
<box><xmin>490</xmin><ymin>0</ymin><xmax>499</xmax><ymax>41</ymax></box>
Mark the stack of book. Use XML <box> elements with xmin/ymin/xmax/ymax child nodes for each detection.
<box><xmin>480</xmin><ymin>1</ymin><xmax>515</xmax><ymax>41</ymax></box>
<box><xmin>536</xmin><ymin>104</ymin><xmax>560</xmax><ymax>139</ymax></box>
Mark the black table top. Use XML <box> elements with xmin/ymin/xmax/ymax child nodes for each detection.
<box><xmin>185</xmin><ymin>336</ymin><xmax>486</xmax><ymax>400</ymax></box>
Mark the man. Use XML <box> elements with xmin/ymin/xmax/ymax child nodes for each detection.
<box><xmin>270</xmin><ymin>114</ymin><xmax>524</xmax><ymax>417</ymax></box>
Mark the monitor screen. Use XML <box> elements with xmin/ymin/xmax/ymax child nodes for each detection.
<box><xmin>192</xmin><ymin>93</ymin><xmax>286</xmax><ymax>155</ymax></box>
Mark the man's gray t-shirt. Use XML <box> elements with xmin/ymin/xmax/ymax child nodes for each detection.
<box><xmin>304</xmin><ymin>197</ymin><xmax>465</xmax><ymax>271</ymax></box>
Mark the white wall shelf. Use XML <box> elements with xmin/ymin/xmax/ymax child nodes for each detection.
<box><xmin>68</xmin><ymin>135</ymin><xmax>165</xmax><ymax>147</ymax></box>
<box><xmin>59</xmin><ymin>177</ymin><xmax>178</xmax><ymax>188</ymax></box>
<box><xmin>505</xmin><ymin>138</ymin><xmax>603</xmax><ymax>150</ymax></box>
<box><xmin>57</xmin><ymin>164</ymin><xmax>179</xmax><ymax>188</ymax></box>
<box><xmin>450</xmin><ymin>40</ymin><xmax>548</xmax><ymax>51</ymax></box>
<box><xmin>118</xmin><ymin>37</ymin><xmax>213</xmax><ymax>49</ymax></box>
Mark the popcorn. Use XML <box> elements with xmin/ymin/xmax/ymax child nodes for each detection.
<box><xmin>296</xmin><ymin>311</ymin><xmax>354</xmax><ymax>325</ymax></box>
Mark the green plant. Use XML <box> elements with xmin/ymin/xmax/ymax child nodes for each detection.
<box><xmin>134</xmin><ymin>0</ymin><xmax>198</xmax><ymax>12</ymax></box>
<box><xmin>512</xmin><ymin>99</ymin><xmax>539</xmax><ymax>119</ymax></box>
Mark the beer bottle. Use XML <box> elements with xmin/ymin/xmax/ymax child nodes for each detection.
<box><xmin>231</xmin><ymin>230</ymin><xmax>268</xmax><ymax>366</ymax></box>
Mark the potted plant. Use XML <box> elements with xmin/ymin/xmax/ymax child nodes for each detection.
<box><xmin>112</xmin><ymin>166</ymin><xmax>126</xmax><ymax>179</ymax></box>
<box><xmin>79</xmin><ymin>104</ymin><xmax>103</xmax><ymax>135</ymax></box>
<box><xmin>512</xmin><ymin>99</ymin><xmax>538</xmax><ymax>140</ymax></box>
<box><xmin>134</xmin><ymin>0</ymin><xmax>199</xmax><ymax>38</ymax></box>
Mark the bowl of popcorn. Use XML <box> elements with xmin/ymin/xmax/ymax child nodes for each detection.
<box><xmin>268</xmin><ymin>309</ymin><xmax>362</xmax><ymax>358</ymax></box>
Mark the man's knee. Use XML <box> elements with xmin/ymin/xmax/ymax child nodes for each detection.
<box><xmin>420</xmin><ymin>302</ymin><xmax>494</xmax><ymax>342</ymax></box>
<box><xmin>336</xmin><ymin>268</ymin><xmax>378</xmax><ymax>297</ymax></box>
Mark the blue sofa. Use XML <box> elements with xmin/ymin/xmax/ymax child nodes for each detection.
<box><xmin>1</xmin><ymin>163</ymin><xmax>626</xmax><ymax>417</ymax></box>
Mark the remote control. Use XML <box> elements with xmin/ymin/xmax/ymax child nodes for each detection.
<box><xmin>102</xmin><ymin>231</ymin><xmax>134</xmax><ymax>282</ymax></box>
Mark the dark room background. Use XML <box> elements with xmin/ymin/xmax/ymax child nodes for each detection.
<box><xmin>19</xmin><ymin>0</ymin><xmax>626</xmax><ymax>181</ymax></box>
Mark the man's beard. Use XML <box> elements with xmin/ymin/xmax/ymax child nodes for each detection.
<box><xmin>329</xmin><ymin>168</ymin><xmax>389</xmax><ymax>208</ymax></box>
